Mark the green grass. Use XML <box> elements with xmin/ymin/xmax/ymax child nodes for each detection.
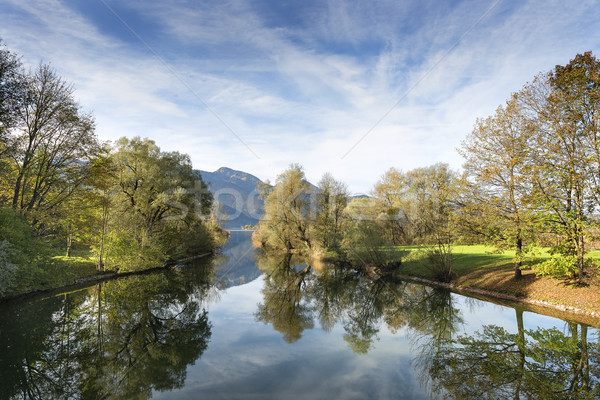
<box><xmin>397</xmin><ymin>244</ymin><xmax>565</xmax><ymax>279</ymax></box>
<box><xmin>2</xmin><ymin>248</ymin><xmax>101</xmax><ymax>298</ymax></box>
<box><xmin>400</xmin><ymin>245</ymin><xmax>507</xmax><ymax>279</ymax></box>
<box><xmin>16</xmin><ymin>249</ymin><xmax>99</xmax><ymax>296</ymax></box>
<box><xmin>47</xmin><ymin>248</ymin><xmax>98</xmax><ymax>286</ymax></box>
<box><xmin>587</xmin><ymin>249</ymin><xmax>600</xmax><ymax>259</ymax></box>
<box><xmin>393</xmin><ymin>244</ymin><xmax>600</xmax><ymax>317</ymax></box>
<box><xmin>398</xmin><ymin>244</ymin><xmax>600</xmax><ymax>279</ymax></box>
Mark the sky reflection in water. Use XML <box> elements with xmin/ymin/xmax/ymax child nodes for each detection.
<box><xmin>154</xmin><ymin>231</ymin><xmax>598</xmax><ymax>399</ymax></box>
<box><xmin>1</xmin><ymin>230</ymin><xmax>597</xmax><ymax>399</ymax></box>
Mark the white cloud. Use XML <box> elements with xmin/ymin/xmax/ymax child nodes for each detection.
<box><xmin>1</xmin><ymin>0</ymin><xmax>599</xmax><ymax>192</ymax></box>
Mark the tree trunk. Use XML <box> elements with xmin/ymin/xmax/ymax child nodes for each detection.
<box><xmin>97</xmin><ymin>203</ymin><xmax>109</xmax><ymax>271</ymax></box>
<box><xmin>581</xmin><ymin>325</ymin><xmax>589</xmax><ymax>392</ymax></box>
<box><xmin>577</xmin><ymin>235</ymin><xmax>585</xmax><ymax>283</ymax></box>
<box><xmin>66</xmin><ymin>233</ymin><xmax>72</xmax><ymax>257</ymax></box>
<box><xmin>11</xmin><ymin>140</ymin><xmax>35</xmax><ymax>210</ymax></box>
<box><xmin>514</xmin><ymin>309</ymin><xmax>525</xmax><ymax>400</ymax></box>
<box><xmin>98</xmin><ymin>226</ymin><xmax>105</xmax><ymax>271</ymax></box>
<box><xmin>11</xmin><ymin>171</ymin><xmax>24</xmax><ymax>209</ymax></box>
<box><xmin>514</xmin><ymin>234</ymin><xmax>522</xmax><ymax>279</ymax></box>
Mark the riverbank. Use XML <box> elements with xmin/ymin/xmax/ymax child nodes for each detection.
<box><xmin>0</xmin><ymin>252</ymin><xmax>213</xmax><ymax>303</ymax></box>
<box><xmin>397</xmin><ymin>245</ymin><xmax>600</xmax><ymax>324</ymax></box>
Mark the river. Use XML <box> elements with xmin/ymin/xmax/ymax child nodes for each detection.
<box><xmin>1</xmin><ymin>230</ymin><xmax>598</xmax><ymax>399</ymax></box>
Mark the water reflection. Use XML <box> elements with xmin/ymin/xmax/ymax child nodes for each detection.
<box><xmin>212</xmin><ymin>229</ymin><xmax>261</xmax><ymax>289</ymax></box>
<box><xmin>255</xmin><ymin>252</ymin><xmax>314</xmax><ymax>343</ymax></box>
<box><xmin>254</xmin><ymin>249</ymin><xmax>600</xmax><ymax>398</ymax></box>
<box><xmin>0</xmin><ymin>262</ymin><xmax>214</xmax><ymax>399</ymax></box>
<box><xmin>254</xmin><ymin>250</ymin><xmax>463</xmax><ymax>354</ymax></box>
<box><xmin>0</xmin><ymin>231</ymin><xmax>599</xmax><ymax>399</ymax></box>
<box><xmin>417</xmin><ymin>317</ymin><xmax>600</xmax><ymax>399</ymax></box>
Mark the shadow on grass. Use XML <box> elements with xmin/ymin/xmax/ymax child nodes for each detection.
<box><xmin>456</xmin><ymin>263</ymin><xmax>538</xmax><ymax>297</ymax></box>
<box><xmin>399</xmin><ymin>245</ymin><xmax>600</xmax><ymax>315</ymax></box>
<box><xmin>402</xmin><ymin>247</ymin><xmax>537</xmax><ymax>297</ymax></box>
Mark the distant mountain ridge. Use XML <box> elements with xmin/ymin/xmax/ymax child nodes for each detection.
<box><xmin>197</xmin><ymin>167</ymin><xmax>369</xmax><ymax>229</ymax></box>
<box><xmin>197</xmin><ymin>167</ymin><xmax>265</xmax><ymax>228</ymax></box>
<box><xmin>200</xmin><ymin>167</ymin><xmax>263</xmax><ymax>194</ymax></box>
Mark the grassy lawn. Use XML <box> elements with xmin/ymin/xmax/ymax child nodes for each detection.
<box><xmin>397</xmin><ymin>244</ymin><xmax>600</xmax><ymax>314</ymax></box>
<box><xmin>17</xmin><ymin>249</ymin><xmax>101</xmax><ymax>296</ymax></box>
<box><xmin>400</xmin><ymin>244</ymin><xmax>518</xmax><ymax>278</ymax></box>
<box><xmin>2</xmin><ymin>248</ymin><xmax>102</xmax><ymax>299</ymax></box>
<box><xmin>48</xmin><ymin>248</ymin><xmax>99</xmax><ymax>286</ymax></box>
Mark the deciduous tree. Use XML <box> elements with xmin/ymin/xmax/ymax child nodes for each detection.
<box><xmin>315</xmin><ymin>172</ymin><xmax>349</xmax><ymax>249</ymax></box>
<box><xmin>256</xmin><ymin>164</ymin><xmax>314</xmax><ymax>251</ymax></box>
<box><xmin>518</xmin><ymin>53</ymin><xmax>600</xmax><ymax>281</ymax></box>
<box><xmin>0</xmin><ymin>39</ymin><xmax>25</xmax><ymax>164</ymax></box>
<box><xmin>8</xmin><ymin>64</ymin><xmax>98</xmax><ymax>219</ymax></box>
<box><xmin>458</xmin><ymin>97</ymin><xmax>534</xmax><ymax>278</ymax></box>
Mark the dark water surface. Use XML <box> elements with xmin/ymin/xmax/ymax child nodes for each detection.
<box><xmin>1</xmin><ymin>230</ymin><xmax>598</xmax><ymax>399</ymax></box>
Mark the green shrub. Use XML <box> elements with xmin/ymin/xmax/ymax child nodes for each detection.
<box><xmin>426</xmin><ymin>243</ymin><xmax>454</xmax><ymax>282</ymax></box>
<box><xmin>531</xmin><ymin>255</ymin><xmax>577</xmax><ymax>279</ymax></box>
<box><xmin>0</xmin><ymin>240</ymin><xmax>18</xmax><ymax>296</ymax></box>
<box><xmin>103</xmin><ymin>231</ymin><xmax>168</xmax><ymax>272</ymax></box>
<box><xmin>0</xmin><ymin>207</ymin><xmax>51</xmax><ymax>295</ymax></box>
<box><xmin>342</xmin><ymin>220</ymin><xmax>402</xmax><ymax>271</ymax></box>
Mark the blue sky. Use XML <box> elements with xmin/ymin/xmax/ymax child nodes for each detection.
<box><xmin>1</xmin><ymin>0</ymin><xmax>599</xmax><ymax>193</ymax></box>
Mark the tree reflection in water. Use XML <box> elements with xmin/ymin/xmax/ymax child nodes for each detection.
<box><xmin>254</xmin><ymin>250</ymin><xmax>600</xmax><ymax>399</ymax></box>
<box><xmin>254</xmin><ymin>252</ymin><xmax>314</xmax><ymax>343</ymax></box>
<box><xmin>416</xmin><ymin>313</ymin><xmax>600</xmax><ymax>399</ymax></box>
<box><xmin>2</xmin><ymin>247</ymin><xmax>598</xmax><ymax>399</ymax></box>
<box><xmin>0</xmin><ymin>261</ymin><xmax>214</xmax><ymax>400</ymax></box>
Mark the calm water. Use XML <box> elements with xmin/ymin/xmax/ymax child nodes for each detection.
<box><xmin>1</xmin><ymin>230</ymin><xmax>598</xmax><ymax>399</ymax></box>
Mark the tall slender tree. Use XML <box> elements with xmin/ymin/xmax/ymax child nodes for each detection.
<box><xmin>315</xmin><ymin>172</ymin><xmax>349</xmax><ymax>249</ymax></box>
<box><xmin>459</xmin><ymin>97</ymin><xmax>534</xmax><ymax>278</ymax></box>
<box><xmin>0</xmin><ymin>40</ymin><xmax>25</xmax><ymax>191</ymax></box>
<box><xmin>8</xmin><ymin>64</ymin><xmax>98</xmax><ymax>217</ymax></box>
<box><xmin>518</xmin><ymin>53</ymin><xmax>600</xmax><ymax>281</ymax></box>
<box><xmin>372</xmin><ymin>168</ymin><xmax>410</xmax><ymax>244</ymax></box>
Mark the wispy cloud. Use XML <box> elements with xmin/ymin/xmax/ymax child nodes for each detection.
<box><xmin>1</xmin><ymin>0</ymin><xmax>599</xmax><ymax>192</ymax></box>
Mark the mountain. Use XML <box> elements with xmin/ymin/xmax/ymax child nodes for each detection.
<box><xmin>197</xmin><ymin>167</ymin><xmax>265</xmax><ymax>228</ymax></box>
<box><xmin>198</xmin><ymin>166</ymin><xmax>366</xmax><ymax>229</ymax></box>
